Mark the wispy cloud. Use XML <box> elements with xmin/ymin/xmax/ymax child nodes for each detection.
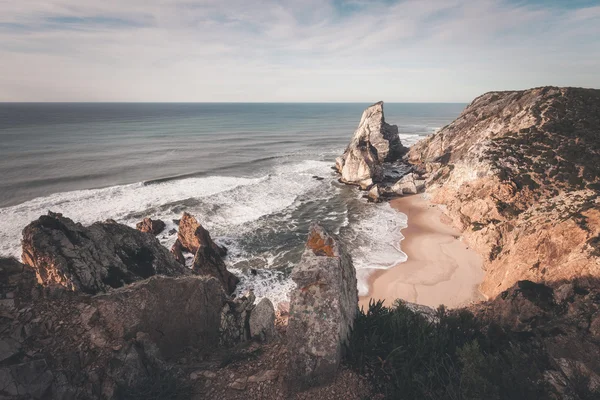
<box><xmin>0</xmin><ymin>0</ymin><xmax>598</xmax><ymax>102</ymax></box>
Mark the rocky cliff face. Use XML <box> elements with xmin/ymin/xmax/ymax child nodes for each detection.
<box><xmin>335</xmin><ymin>101</ymin><xmax>406</xmax><ymax>189</ymax></box>
<box><xmin>408</xmin><ymin>87</ymin><xmax>600</xmax><ymax>298</ymax></box>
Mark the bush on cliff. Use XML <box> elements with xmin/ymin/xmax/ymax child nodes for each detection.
<box><xmin>345</xmin><ymin>300</ymin><xmax>550</xmax><ymax>400</ymax></box>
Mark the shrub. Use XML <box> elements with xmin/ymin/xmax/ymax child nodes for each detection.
<box><xmin>345</xmin><ymin>300</ymin><xmax>551</xmax><ymax>400</ymax></box>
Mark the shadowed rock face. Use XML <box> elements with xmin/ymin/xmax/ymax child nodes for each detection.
<box><xmin>192</xmin><ymin>238</ymin><xmax>239</xmax><ymax>295</ymax></box>
<box><xmin>472</xmin><ymin>278</ymin><xmax>600</xmax><ymax>395</ymax></box>
<box><xmin>286</xmin><ymin>223</ymin><xmax>358</xmax><ymax>391</ymax></box>
<box><xmin>21</xmin><ymin>212</ymin><xmax>188</xmax><ymax>294</ymax></box>
<box><xmin>335</xmin><ymin>101</ymin><xmax>406</xmax><ymax>189</ymax></box>
<box><xmin>408</xmin><ymin>87</ymin><xmax>600</xmax><ymax>298</ymax></box>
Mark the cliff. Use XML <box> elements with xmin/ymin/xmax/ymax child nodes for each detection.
<box><xmin>408</xmin><ymin>87</ymin><xmax>600</xmax><ymax>298</ymax></box>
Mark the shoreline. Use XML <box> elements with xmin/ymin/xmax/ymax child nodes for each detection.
<box><xmin>359</xmin><ymin>194</ymin><xmax>485</xmax><ymax>311</ymax></box>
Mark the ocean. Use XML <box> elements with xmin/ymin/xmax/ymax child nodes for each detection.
<box><xmin>0</xmin><ymin>102</ymin><xmax>466</xmax><ymax>304</ymax></box>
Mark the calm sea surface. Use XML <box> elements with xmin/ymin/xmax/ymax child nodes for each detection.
<box><xmin>0</xmin><ymin>102</ymin><xmax>465</xmax><ymax>303</ymax></box>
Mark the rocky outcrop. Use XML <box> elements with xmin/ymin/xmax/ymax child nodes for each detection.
<box><xmin>335</xmin><ymin>101</ymin><xmax>406</xmax><ymax>189</ymax></box>
<box><xmin>192</xmin><ymin>233</ymin><xmax>239</xmax><ymax>295</ymax></box>
<box><xmin>0</xmin><ymin>252</ymin><xmax>270</xmax><ymax>399</ymax></box>
<box><xmin>408</xmin><ymin>87</ymin><xmax>600</xmax><ymax>298</ymax></box>
<box><xmin>135</xmin><ymin>217</ymin><xmax>166</xmax><ymax>235</ymax></box>
<box><xmin>21</xmin><ymin>212</ymin><xmax>188</xmax><ymax>294</ymax></box>
<box><xmin>249</xmin><ymin>298</ymin><xmax>277</xmax><ymax>342</ymax></box>
<box><xmin>176</xmin><ymin>212</ymin><xmax>227</xmax><ymax>256</ymax></box>
<box><xmin>472</xmin><ymin>278</ymin><xmax>600</xmax><ymax>396</ymax></box>
<box><xmin>286</xmin><ymin>223</ymin><xmax>358</xmax><ymax>391</ymax></box>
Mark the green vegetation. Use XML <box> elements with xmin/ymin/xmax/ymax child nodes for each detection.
<box><xmin>346</xmin><ymin>300</ymin><xmax>551</xmax><ymax>400</ymax></box>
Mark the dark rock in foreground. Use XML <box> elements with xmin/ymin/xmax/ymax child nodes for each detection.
<box><xmin>21</xmin><ymin>212</ymin><xmax>188</xmax><ymax>294</ymax></box>
<box><xmin>0</xmin><ymin>256</ymin><xmax>273</xmax><ymax>399</ymax></box>
<box><xmin>286</xmin><ymin>223</ymin><xmax>358</xmax><ymax>391</ymax></box>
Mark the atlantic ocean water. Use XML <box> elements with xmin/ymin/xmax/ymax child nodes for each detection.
<box><xmin>0</xmin><ymin>103</ymin><xmax>465</xmax><ymax>303</ymax></box>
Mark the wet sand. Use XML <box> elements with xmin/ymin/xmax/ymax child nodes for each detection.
<box><xmin>359</xmin><ymin>194</ymin><xmax>485</xmax><ymax>311</ymax></box>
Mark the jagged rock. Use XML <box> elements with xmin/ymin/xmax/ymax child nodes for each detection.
<box><xmin>392</xmin><ymin>173</ymin><xmax>418</xmax><ymax>195</ymax></box>
<box><xmin>249</xmin><ymin>298</ymin><xmax>276</xmax><ymax>342</ymax></box>
<box><xmin>220</xmin><ymin>292</ymin><xmax>255</xmax><ymax>346</ymax></box>
<box><xmin>335</xmin><ymin>101</ymin><xmax>405</xmax><ymax>189</ymax></box>
<box><xmin>86</xmin><ymin>275</ymin><xmax>226</xmax><ymax>358</ymax></box>
<box><xmin>192</xmin><ymin>232</ymin><xmax>239</xmax><ymax>294</ymax></box>
<box><xmin>135</xmin><ymin>217</ymin><xmax>166</xmax><ymax>235</ymax></box>
<box><xmin>177</xmin><ymin>212</ymin><xmax>227</xmax><ymax>256</ymax></box>
<box><xmin>286</xmin><ymin>223</ymin><xmax>358</xmax><ymax>391</ymax></box>
<box><xmin>21</xmin><ymin>212</ymin><xmax>188</xmax><ymax>294</ymax></box>
<box><xmin>367</xmin><ymin>184</ymin><xmax>382</xmax><ymax>203</ymax></box>
<box><xmin>170</xmin><ymin>239</ymin><xmax>186</xmax><ymax>265</ymax></box>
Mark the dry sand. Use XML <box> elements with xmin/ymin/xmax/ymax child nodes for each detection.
<box><xmin>359</xmin><ymin>194</ymin><xmax>485</xmax><ymax>311</ymax></box>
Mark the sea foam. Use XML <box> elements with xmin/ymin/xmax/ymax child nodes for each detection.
<box><xmin>0</xmin><ymin>158</ymin><xmax>408</xmax><ymax>305</ymax></box>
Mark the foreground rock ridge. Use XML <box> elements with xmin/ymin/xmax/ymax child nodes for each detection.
<box><xmin>21</xmin><ymin>212</ymin><xmax>188</xmax><ymax>294</ymax></box>
<box><xmin>408</xmin><ymin>86</ymin><xmax>600</xmax><ymax>298</ymax></box>
<box><xmin>335</xmin><ymin>101</ymin><xmax>407</xmax><ymax>189</ymax></box>
<box><xmin>286</xmin><ymin>223</ymin><xmax>358</xmax><ymax>391</ymax></box>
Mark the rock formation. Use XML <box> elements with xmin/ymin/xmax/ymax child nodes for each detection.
<box><xmin>176</xmin><ymin>212</ymin><xmax>227</xmax><ymax>256</ymax></box>
<box><xmin>286</xmin><ymin>223</ymin><xmax>358</xmax><ymax>391</ymax></box>
<box><xmin>192</xmin><ymin>232</ymin><xmax>239</xmax><ymax>295</ymax></box>
<box><xmin>21</xmin><ymin>212</ymin><xmax>188</xmax><ymax>294</ymax></box>
<box><xmin>249</xmin><ymin>298</ymin><xmax>277</xmax><ymax>342</ymax></box>
<box><xmin>472</xmin><ymin>278</ymin><xmax>600</xmax><ymax>396</ymax></box>
<box><xmin>0</xmin><ymin>248</ymin><xmax>273</xmax><ymax>398</ymax></box>
<box><xmin>335</xmin><ymin>101</ymin><xmax>406</xmax><ymax>189</ymax></box>
<box><xmin>135</xmin><ymin>217</ymin><xmax>166</xmax><ymax>235</ymax></box>
<box><xmin>408</xmin><ymin>87</ymin><xmax>600</xmax><ymax>298</ymax></box>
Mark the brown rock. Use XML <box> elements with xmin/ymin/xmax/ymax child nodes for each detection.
<box><xmin>135</xmin><ymin>217</ymin><xmax>166</xmax><ymax>235</ymax></box>
<box><xmin>177</xmin><ymin>212</ymin><xmax>227</xmax><ymax>256</ymax></box>
<box><xmin>286</xmin><ymin>223</ymin><xmax>358</xmax><ymax>391</ymax></box>
<box><xmin>408</xmin><ymin>87</ymin><xmax>600</xmax><ymax>298</ymax></box>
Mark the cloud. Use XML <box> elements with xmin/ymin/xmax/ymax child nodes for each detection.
<box><xmin>0</xmin><ymin>0</ymin><xmax>598</xmax><ymax>102</ymax></box>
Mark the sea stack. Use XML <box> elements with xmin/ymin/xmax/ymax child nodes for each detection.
<box><xmin>335</xmin><ymin>101</ymin><xmax>407</xmax><ymax>189</ymax></box>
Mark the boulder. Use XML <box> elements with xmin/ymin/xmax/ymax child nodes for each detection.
<box><xmin>192</xmin><ymin>238</ymin><xmax>239</xmax><ymax>295</ymax></box>
<box><xmin>21</xmin><ymin>212</ymin><xmax>188</xmax><ymax>294</ymax></box>
<box><xmin>135</xmin><ymin>217</ymin><xmax>166</xmax><ymax>235</ymax></box>
<box><xmin>249</xmin><ymin>298</ymin><xmax>277</xmax><ymax>342</ymax></box>
<box><xmin>367</xmin><ymin>184</ymin><xmax>382</xmax><ymax>203</ymax></box>
<box><xmin>86</xmin><ymin>275</ymin><xmax>226</xmax><ymax>358</ymax></box>
<box><xmin>392</xmin><ymin>173</ymin><xmax>418</xmax><ymax>195</ymax></box>
<box><xmin>286</xmin><ymin>223</ymin><xmax>358</xmax><ymax>391</ymax></box>
<box><xmin>177</xmin><ymin>212</ymin><xmax>227</xmax><ymax>256</ymax></box>
<box><xmin>335</xmin><ymin>101</ymin><xmax>406</xmax><ymax>188</ymax></box>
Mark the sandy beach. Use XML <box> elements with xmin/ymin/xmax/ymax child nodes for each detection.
<box><xmin>359</xmin><ymin>194</ymin><xmax>485</xmax><ymax>310</ymax></box>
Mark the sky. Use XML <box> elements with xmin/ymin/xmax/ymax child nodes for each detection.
<box><xmin>0</xmin><ymin>0</ymin><xmax>599</xmax><ymax>102</ymax></box>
